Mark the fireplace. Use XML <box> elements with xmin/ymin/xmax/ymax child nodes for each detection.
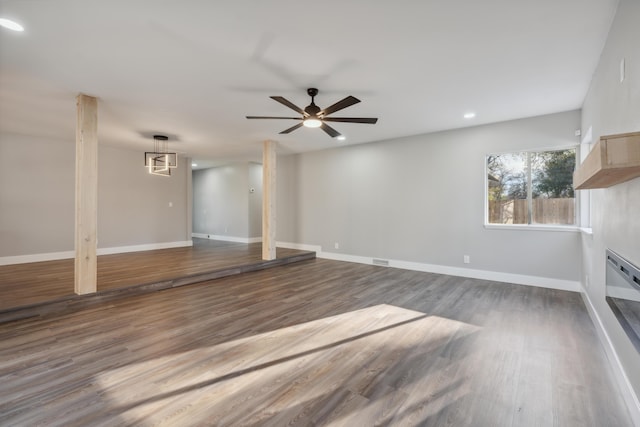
<box><xmin>606</xmin><ymin>249</ymin><xmax>640</xmax><ymax>352</ymax></box>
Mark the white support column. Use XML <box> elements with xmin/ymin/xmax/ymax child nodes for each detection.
<box><xmin>262</xmin><ymin>140</ymin><xmax>277</xmax><ymax>260</ymax></box>
<box><xmin>75</xmin><ymin>94</ymin><xmax>98</xmax><ymax>295</ymax></box>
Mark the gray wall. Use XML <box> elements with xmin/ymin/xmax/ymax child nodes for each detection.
<box><xmin>0</xmin><ymin>133</ymin><xmax>191</xmax><ymax>257</ymax></box>
<box><xmin>248</xmin><ymin>162</ymin><xmax>263</xmax><ymax>238</ymax></box>
<box><xmin>278</xmin><ymin>110</ymin><xmax>582</xmax><ymax>281</ymax></box>
<box><xmin>192</xmin><ymin>162</ymin><xmax>263</xmax><ymax>239</ymax></box>
<box><xmin>277</xmin><ymin>154</ymin><xmax>300</xmax><ymax>244</ymax></box>
<box><xmin>580</xmin><ymin>0</ymin><xmax>640</xmax><ymax>402</ymax></box>
<box><xmin>97</xmin><ymin>145</ymin><xmax>190</xmax><ymax>248</ymax></box>
<box><xmin>0</xmin><ymin>133</ymin><xmax>75</xmax><ymax>256</ymax></box>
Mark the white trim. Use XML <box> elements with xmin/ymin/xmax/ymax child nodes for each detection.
<box><xmin>97</xmin><ymin>240</ymin><xmax>193</xmax><ymax>255</ymax></box>
<box><xmin>484</xmin><ymin>156</ymin><xmax>490</xmax><ymax>225</ymax></box>
<box><xmin>581</xmin><ymin>126</ymin><xmax>593</xmax><ymax>148</ymax></box>
<box><xmin>578</xmin><ymin>129</ymin><xmax>593</xmax><ymax>229</ymax></box>
<box><xmin>607</xmin><ymin>286</ymin><xmax>640</xmax><ymax>303</ymax></box>
<box><xmin>484</xmin><ymin>224</ymin><xmax>580</xmax><ymax>232</ymax></box>
<box><xmin>581</xmin><ymin>290</ymin><xmax>640</xmax><ymax>426</ymax></box>
<box><xmin>0</xmin><ymin>241</ymin><xmax>193</xmax><ymax>266</ymax></box>
<box><xmin>392</xmin><ymin>260</ymin><xmax>580</xmax><ymax>292</ymax></box>
<box><xmin>192</xmin><ymin>233</ymin><xmax>261</xmax><ymax>244</ymax></box>
<box><xmin>276</xmin><ymin>241</ymin><xmax>322</xmax><ymax>252</ymax></box>
<box><xmin>579</xmin><ymin>227</ymin><xmax>594</xmax><ymax>236</ymax></box>
<box><xmin>318</xmin><ymin>251</ymin><xmax>373</xmax><ymax>265</ymax></box>
<box><xmin>487</xmin><ymin>143</ymin><xmax>579</xmax><ymax>157</ymax></box>
<box><xmin>316</xmin><ymin>251</ymin><xmax>581</xmax><ymax>292</ymax></box>
<box><xmin>0</xmin><ymin>250</ymin><xmax>75</xmax><ymax>265</ymax></box>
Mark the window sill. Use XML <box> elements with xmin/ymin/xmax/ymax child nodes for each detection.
<box><xmin>579</xmin><ymin>227</ymin><xmax>594</xmax><ymax>235</ymax></box>
<box><xmin>484</xmin><ymin>223</ymin><xmax>580</xmax><ymax>232</ymax></box>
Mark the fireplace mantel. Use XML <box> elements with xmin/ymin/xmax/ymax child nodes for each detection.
<box><xmin>574</xmin><ymin>131</ymin><xmax>640</xmax><ymax>190</ymax></box>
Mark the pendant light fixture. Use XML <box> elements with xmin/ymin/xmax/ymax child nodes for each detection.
<box><xmin>145</xmin><ymin>134</ymin><xmax>177</xmax><ymax>176</ymax></box>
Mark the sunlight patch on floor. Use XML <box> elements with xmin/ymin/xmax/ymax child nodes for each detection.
<box><xmin>95</xmin><ymin>304</ymin><xmax>480</xmax><ymax>425</ymax></box>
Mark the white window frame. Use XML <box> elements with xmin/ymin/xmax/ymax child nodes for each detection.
<box><xmin>577</xmin><ymin>127</ymin><xmax>593</xmax><ymax>234</ymax></box>
<box><xmin>484</xmin><ymin>144</ymin><xmax>580</xmax><ymax>232</ymax></box>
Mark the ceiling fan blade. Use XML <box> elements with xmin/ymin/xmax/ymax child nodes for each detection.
<box><xmin>270</xmin><ymin>96</ymin><xmax>306</xmax><ymax>115</ymax></box>
<box><xmin>320</xmin><ymin>96</ymin><xmax>360</xmax><ymax>117</ymax></box>
<box><xmin>323</xmin><ymin>117</ymin><xmax>378</xmax><ymax>124</ymax></box>
<box><xmin>246</xmin><ymin>116</ymin><xmax>302</xmax><ymax>120</ymax></box>
<box><xmin>279</xmin><ymin>122</ymin><xmax>304</xmax><ymax>134</ymax></box>
<box><xmin>320</xmin><ymin>122</ymin><xmax>341</xmax><ymax>138</ymax></box>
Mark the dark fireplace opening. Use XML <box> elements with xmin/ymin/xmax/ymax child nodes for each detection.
<box><xmin>606</xmin><ymin>249</ymin><xmax>640</xmax><ymax>353</ymax></box>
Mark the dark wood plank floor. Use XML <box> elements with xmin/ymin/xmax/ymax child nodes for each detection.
<box><xmin>0</xmin><ymin>259</ymin><xmax>632</xmax><ymax>426</ymax></box>
<box><xmin>0</xmin><ymin>239</ymin><xmax>308</xmax><ymax>311</ymax></box>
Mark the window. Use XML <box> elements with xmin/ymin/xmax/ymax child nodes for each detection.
<box><xmin>486</xmin><ymin>148</ymin><xmax>576</xmax><ymax>226</ymax></box>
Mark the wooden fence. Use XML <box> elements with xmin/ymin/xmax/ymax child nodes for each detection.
<box><xmin>489</xmin><ymin>198</ymin><xmax>575</xmax><ymax>225</ymax></box>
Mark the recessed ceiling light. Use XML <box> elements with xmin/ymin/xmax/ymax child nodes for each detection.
<box><xmin>191</xmin><ymin>163</ymin><xmax>198</xmax><ymax>168</ymax></box>
<box><xmin>0</xmin><ymin>18</ymin><xmax>24</xmax><ymax>32</ymax></box>
<box><xmin>337</xmin><ymin>135</ymin><xmax>346</xmax><ymax>141</ymax></box>
<box><xmin>464</xmin><ymin>112</ymin><xmax>476</xmax><ymax>119</ymax></box>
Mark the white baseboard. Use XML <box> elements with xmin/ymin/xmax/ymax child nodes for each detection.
<box><xmin>192</xmin><ymin>233</ymin><xmax>261</xmax><ymax>244</ymax></box>
<box><xmin>0</xmin><ymin>250</ymin><xmax>75</xmax><ymax>266</ymax></box>
<box><xmin>0</xmin><ymin>240</ymin><xmax>193</xmax><ymax>266</ymax></box>
<box><xmin>318</xmin><ymin>251</ymin><xmax>373</xmax><ymax>265</ymax></box>
<box><xmin>97</xmin><ymin>240</ymin><xmax>193</xmax><ymax>255</ymax></box>
<box><xmin>580</xmin><ymin>289</ymin><xmax>640</xmax><ymax>426</ymax></box>
<box><xmin>317</xmin><ymin>250</ymin><xmax>581</xmax><ymax>292</ymax></box>
<box><xmin>276</xmin><ymin>241</ymin><xmax>322</xmax><ymax>252</ymax></box>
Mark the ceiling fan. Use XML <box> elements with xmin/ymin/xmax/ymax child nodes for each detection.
<box><xmin>246</xmin><ymin>88</ymin><xmax>378</xmax><ymax>138</ymax></box>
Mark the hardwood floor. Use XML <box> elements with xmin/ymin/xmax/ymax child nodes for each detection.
<box><xmin>0</xmin><ymin>239</ymin><xmax>310</xmax><ymax>311</ymax></box>
<box><xmin>0</xmin><ymin>259</ymin><xmax>633</xmax><ymax>426</ymax></box>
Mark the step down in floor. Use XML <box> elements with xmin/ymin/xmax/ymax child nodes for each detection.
<box><xmin>0</xmin><ymin>251</ymin><xmax>315</xmax><ymax>324</ymax></box>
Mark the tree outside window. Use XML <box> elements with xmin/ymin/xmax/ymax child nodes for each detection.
<box><xmin>487</xmin><ymin>149</ymin><xmax>576</xmax><ymax>225</ymax></box>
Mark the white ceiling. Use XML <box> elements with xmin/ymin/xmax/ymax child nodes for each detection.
<box><xmin>0</xmin><ymin>0</ymin><xmax>618</xmax><ymax>168</ymax></box>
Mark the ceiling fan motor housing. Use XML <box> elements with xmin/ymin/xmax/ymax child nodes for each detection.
<box><xmin>305</xmin><ymin>88</ymin><xmax>320</xmax><ymax>116</ymax></box>
<box><xmin>305</xmin><ymin>104</ymin><xmax>321</xmax><ymax>116</ymax></box>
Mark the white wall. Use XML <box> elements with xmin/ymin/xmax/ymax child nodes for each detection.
<box><xmin>97</xmin><ymin>145</ymin><xmax>190</xmax><ymax>248</ymax></box>
<box><xmin>248</xmin><ymin>162</ymin><xmax>263</xmax><ymax>238</ymax></box>
<box><xmin>580</xmin><ymin>0</ymin><xmax>640</xmax><ymax>412</ymax></box>
<box><xmin>0</xmin><ymin>133</ymin><xmax>74</xmax><ymax>256</ymax></box>
<box><xmin>192</xmin><ymin>162</ymin><xmax>263</xmax><ymax>240</ymax></box>
<box><xmin>0</xmin><ymin>133</ymin><xmax>191</xmax><ymax>259</ymax></box>
<box><xmin>277</xmin><ymin>154</ymin><xmax>300</xmax><ymax>244</ymax></box>
<box><xmin>278</xmin><ymin>110</ymin><xmax>582</xmax><ymax>282</ymax></box>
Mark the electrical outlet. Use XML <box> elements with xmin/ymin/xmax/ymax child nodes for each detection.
<box><xmin>463</xmin><ymin>255</ymin><xmax>470</xmax><ymax>264</ymax></box>
<box><xmin>585</xmin><ymin>274</ymin><xmax>590</xmax><ymax>288</ymax></box>
<box><xmin>334</xmin><ymin>242</ymin><xmax>339</xmax><ymax>249</ymax></box>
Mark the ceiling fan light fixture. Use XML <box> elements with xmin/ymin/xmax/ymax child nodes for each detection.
<box><xmin>0</xmin><ymin>18</ymin><xmax>24</xmax><ymax>32</ymax></box>
<box><xmin>303</xmin><ymin>117</ymin><xmax>322</xmax><ymax>128</ymax></box>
